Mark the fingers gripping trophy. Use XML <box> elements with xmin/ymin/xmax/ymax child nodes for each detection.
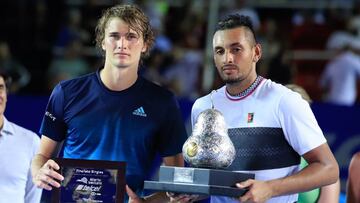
<box><xmin>145</xmin><ymin>91</ymin><xmax>254</xmax><ymax>197</ymax></box>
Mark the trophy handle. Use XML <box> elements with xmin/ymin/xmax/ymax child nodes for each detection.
<box><xmin>210</xmin><ymin>90</ymin><xmax>217</xmax><ymax>109</ymax></box>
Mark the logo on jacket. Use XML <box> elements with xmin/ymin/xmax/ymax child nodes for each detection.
<box><xmin>45</xmin><ymin>111</ymin><xmax>56</xmax><ymax>121</ymax></box>
<box><xmin>132</xmin><ymin>107</ymin><xmax>147</xmax><ymax>117</ymax></box>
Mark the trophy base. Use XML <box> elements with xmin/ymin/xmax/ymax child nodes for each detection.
<box><xmin>144</xmin><ymin>166</ymin><xmax>254</xmax><ymax>197</ymax></box>
<box><xmin>144</xmin><ymin>181</ymin><xmax>248</xmax><ymax>197</ymax></box>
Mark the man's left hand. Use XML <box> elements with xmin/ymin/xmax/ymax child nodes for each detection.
<box><xmin>236</xmin><ymin>179</ymin><xmax>273</xmax><ymax>203</ymax></box>
<box><xmin>126</xmin><ymin>185</ymin><xmax>145</xmax><ymax>203</ymax></box>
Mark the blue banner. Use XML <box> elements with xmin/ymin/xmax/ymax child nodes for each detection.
<box><xmin>311</xmin><ymin>102</ymin><xmax>360</xmax><ymax>191</ymax></box>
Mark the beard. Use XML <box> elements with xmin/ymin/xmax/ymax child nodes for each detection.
<box><xmin>223</xmin><ymin>77</ymin><xmax>242</xmax><ymax>84</ymax></box>
<box><xmin>217</xmin><ymin>64</ymin><xmax>245</xmax><ymax>84</ymax></box>
<box><xmin>218</xmin><ymin>72</ymin><xmax>243</xmax><ymax>84</ymax></box>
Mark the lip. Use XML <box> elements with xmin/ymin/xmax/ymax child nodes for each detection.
<box><xmin>114</xmin><ymin>52</ymin><xmax>130</xmax><ymax>56</ymax></box>
<box><xmin>222</xmin><ymin>64</ymin><xmax>237</xmax><ymax>71</ymax></box>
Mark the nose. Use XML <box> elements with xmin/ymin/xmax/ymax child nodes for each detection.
<box><xmin>224</xmin><ymin>51</ymin><xmax>234</xmax><ymax>64</ymax></box>
<box><xmin>117</xmin><ymin>36</ymin><xmax>128</xmax><ymax>50</ymax></box>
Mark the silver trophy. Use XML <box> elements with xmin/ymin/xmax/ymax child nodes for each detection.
<box><xmin>183</xmin><ymin>108</ymin><xmax>236</xmax><ymax>169</ymax></box>
<box><xmin>144</xmin><ymin>91</ymin><xmax>254</xmax><ymax>197</ymax></box>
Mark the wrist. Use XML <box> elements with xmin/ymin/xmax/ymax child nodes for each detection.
<box><xmin>266</xmin><ymin>179</ymin><xmax>278</xmax><ymax>197</ymax></box>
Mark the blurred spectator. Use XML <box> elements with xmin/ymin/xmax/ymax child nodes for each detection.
<box><xmin>0</xmin><ymin>71</ymin><xmax>42</xmax><ymax>202</ymax></box>
<box><xmin>348</xmin><ymin>2</ymin><xmax>360</xmax><ymax>38</ymax></box>
<box><xmin>141</xmin><ymin>48</ymin><xmax>170</xmax><ymax>86</ymax></box>
<box><xmin>259</xmin><ymin>18</ymin><xmax>281</xmax><ymax>61</ymax></box>
<box><xmin>53</xmin><ymin>7</ymin><xmax>90</xmax><ymax>55</ymax></box>
<box><xmin>0</xmin><ymin>41</ymin><xmax>31</xmax><ymax>93</ymax></box>
<box><xmin>46</xmin><ymin>39</ymin><xmax>90</xmax><ymax>91</ymax></box>
<box><xmin>220</xmin><ymin>0</ymin><xmax>261</xmax><ymax>33</ymax></box>
<box><xmin>163</xmin><ymin>49</ymin><xmax>203</xmax><ymax>99</ymax></box>
<box><xmin>320</xmin><ymin>35</ymin><xmax>360</xmax><ymax>106</ymax></box>
<box><xmin>141</xmin><ymin>0</ymin><xmax>173</xmax><ymax>85</ymax></box>
<box><xmin>161</xmin><ymin>7</ymin><xmax>205</xmax><ymax>99</ymax></box>
<box><xmin>326</xmin><ymin>31</ymin><xmax>353</xmax><ymax>52</ymax></box>
<box><xmin>347</xmin><ymin>152</ymin><xmax>360</xmax><ymax>203</ymax></box>
<box><xmin>286</xmin><ymin>84</ymin><xmax>312</xmax><ymax>102</ymax></box>
<box><xmin>259</xmin><ymin>18</ymin><xmax>292</xmax><ymax>83</ymax></box>
<box><xmin>266</xmin><ymin>49</ymin><xmax>293</xmax><ymax>85</ymax></box>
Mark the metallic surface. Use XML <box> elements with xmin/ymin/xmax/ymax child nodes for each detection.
<box><xmin>183</xmin><ymin>109</ymin><xmax>236</xmax><ymax>169</ymax></box>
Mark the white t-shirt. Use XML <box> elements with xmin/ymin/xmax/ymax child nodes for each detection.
<box><xmin>0</xmin><ymin>117</ymin><xmax>42</xmax><ymax>203</ymax></box>
<box><xmin>191</xmin><ymin>79</ymin><xmax>326</xmax><ymax>203</ymax></box>
<box><xmin>320</xmin><ymin>51</ymin><xmax>360</xmax><ymax>106</ymax></box>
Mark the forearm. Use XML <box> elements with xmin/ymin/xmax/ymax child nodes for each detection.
<box><xmin>318</xmin><ymin>179</ymin><xmax>340</xmax><ymax>203</ymax></box>
<box><xmin>268</xmin><ymin>157</ymin><xmax>338</xmax><ymax>197</ymax></box>
<box><xmin>31</xmin><ymin>154</ymin><xmax>49</xmax><ymax>179</ymax></box>
<box><xmin>31</xmin><ymin>136</ymin><xmax>61</xmax><ymax>178</ymax></box>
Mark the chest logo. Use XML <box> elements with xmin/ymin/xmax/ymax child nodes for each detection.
<box><xmin>133</xmin><ymin>107</ymin><xmax>147</xmax><ymax>117</ymax></box>
<box><xmin>247</xmin><ymin>112</ymin><xmax>254</xmax><ymax>123</ymax></box>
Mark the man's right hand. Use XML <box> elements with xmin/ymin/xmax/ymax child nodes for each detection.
<box><xmin>33</xmin><ymin>159</ymin><xmax>64</xmax><ymax>190</ymax></box>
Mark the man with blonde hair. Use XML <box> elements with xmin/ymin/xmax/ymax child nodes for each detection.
<box><xmin>31</xmin><ymin>4</ymin><xmax>187</xmax><ymax>202</ymax></box>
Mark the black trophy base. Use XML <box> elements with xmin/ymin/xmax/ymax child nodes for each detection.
<box><xmin>144</xmin><ymin>166</ymin><xmax>254</xmax><ymax>197</ymax></box>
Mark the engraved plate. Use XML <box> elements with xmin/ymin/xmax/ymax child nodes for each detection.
<box><xmin>173</xmin><ymin>168</ymin><xmax>194</xmax><ymax>183</ymax></box>
<box><xmin>52</xmin><ymin>158</ymin><xmax>126</xmax><ymax>203</ymax></box>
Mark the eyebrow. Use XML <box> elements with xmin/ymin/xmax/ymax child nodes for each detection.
<box><xmin>215</xmin><ymin>42</ymin><xmax>243</xmax><ymax>49</ymax></box>
<box><xmin>229</xmin><ymin>42</ymin><xmax>242</xmax><ymax>47</ymax></box>
<box><xmin>108</xmin><ymin>32</ymin><xmax>119</xmax><ymax>35</ymax></box>
<box><xmin>108</xmin><ymin>30</ymin><xmax>138</xmax><ymax>35</ymax></box>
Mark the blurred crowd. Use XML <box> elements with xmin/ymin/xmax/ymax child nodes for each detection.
<box><xmin>0</xmin><ymin>0</ymin><xmax>360</xmax><ymax>105</ymax></box>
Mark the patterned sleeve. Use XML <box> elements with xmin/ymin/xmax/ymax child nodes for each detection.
<box><xmin>39</xmin><ymin>84</ymin><xmax>67</xmax><ymax>142</ymax></box>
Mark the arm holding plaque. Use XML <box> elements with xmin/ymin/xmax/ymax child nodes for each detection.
<box><xmin>31</xmin><ymin>135</ymin><xmax>64</xmax><ymax>190</ymax></box>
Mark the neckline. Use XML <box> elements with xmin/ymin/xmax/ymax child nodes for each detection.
<box><xmin>225</xmin><ymin>76</ymin><xmax>264</xmax><ymax>101</ymax></box>
<box><xmin>96</xmin><ymin>68</ymin><xmax>143</xmax><ymax>95</ymax></box>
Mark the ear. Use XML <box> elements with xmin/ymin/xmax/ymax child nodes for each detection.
<box><xmin>141</xmin><ymin>43</ymin><xmax>147</xmax><ymax>53</ymax></box>
<box><xmin>101</xmin><ymin>40</ymin><xmax>105</xmax><ymax>51</ymax></box>
<box><xmin>253</xmin><ymin>43</ymin><xmax>262</xmax><ymax>63</ymax></box>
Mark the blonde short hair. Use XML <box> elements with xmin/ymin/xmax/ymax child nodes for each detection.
<box><xmin>286</xmin><ymin>84</ymin><xmax>312</xmax><ymax>103</ymax></box>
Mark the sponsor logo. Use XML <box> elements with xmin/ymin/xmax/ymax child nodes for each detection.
<box><xmin>76</xmin><ymin>177</ymin><xmax>88</xmax><ymax>184</ymax></box>
<box><xmin>75</xmin><ymin>184</ymin><xmax>102</xmax><ymax>192</ymax></box>
<box><xmin>45</xmin><ymin>111</ymin><xmax>56</xmax><ymax>121</ymax></box>
<box><xmin>132</xmin><ymin>107</ymin><xmax>147</xmax><ymax>117</ymax></box>
<box><xmin>247</xmin><ymin>113</ymin><xmax>254</xmax><ymax>123</ymax></box>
